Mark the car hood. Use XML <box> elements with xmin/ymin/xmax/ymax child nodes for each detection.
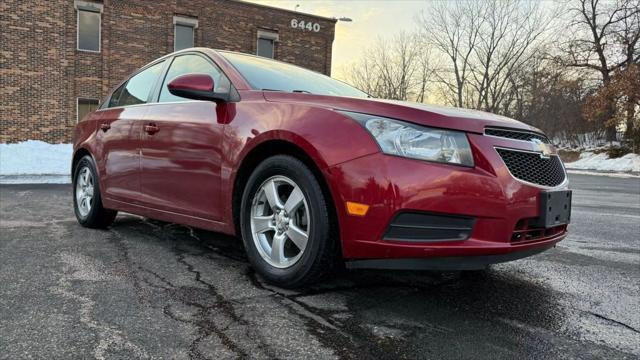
<box><xmin>263</xmin><ymin>92</ymin><xmax>542</xmax><ymax>134</ymax></box>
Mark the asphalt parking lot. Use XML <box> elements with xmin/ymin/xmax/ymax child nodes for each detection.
<box><xmin>1</xmin><ymin>173</ymin><xmax>639</xmax><ymax>359</ymax></box>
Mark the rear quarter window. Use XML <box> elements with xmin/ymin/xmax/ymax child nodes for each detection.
<box><xmin>107</xmin><ymin>83</ymin><xmax>125</xmax><ymax>108</ymax></box>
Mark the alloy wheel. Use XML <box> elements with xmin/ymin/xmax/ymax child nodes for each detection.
<box><xmin>75</xmin><ymin>166</ymin><xmax>94</xmax><ymax>217</ymax></box>
<box><xmin>250</xmin><ymin>175</ymin><xmax>310</xmax><ymax>268</ymax></box>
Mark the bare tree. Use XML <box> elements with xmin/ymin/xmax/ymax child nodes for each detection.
<box><xmin>345</xmin><ymin>55</ymin><xmax>381</xmax><ymax>97</ymax></box>
<box><xmin>415</xmin><ymin>48</ymin><xmax>436</xmax><ymax>103</ymax></box>
<box><xmin>561</xmin><ymin>0</ymin><xmax>640</xmax><ymax>139</ymax></box>
<box><xmin>418</xmin><ymin>1</ymin><xmax>484</xmax><ymax>107</ymax></box>
<box><xmin>343</xmin><ymin>32</ymin><xmax>435</xmax><ymax>101</ymax></box>
<box><xmin>518</xmin><ymin>56</ymin><xmax>597</xmax><ymax>144</ymax></box>
<box><xmin>342</xmin><ymin>0</ymin><xmax>638</xmax><ymax>151</ymax></box>
<box><xmin>419</xmin><ymin>0</ymin><xmax>553</xmax><ymax>113</ymax></box>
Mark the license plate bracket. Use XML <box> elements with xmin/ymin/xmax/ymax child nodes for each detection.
<box><xmin>531</xmin><ymin>190</ymin><xmax>572</xmax><ymax>228</ymax></box>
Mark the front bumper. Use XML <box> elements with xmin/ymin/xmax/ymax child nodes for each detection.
<box><xmin>324</xmin><ymin>132</ymin><xmax>568</xmax><ymax>262</ymax></box>
<box><xmin>345</xmin><ymin>244</ymin><xmax>554</xmax><ymax>270</ymax></box>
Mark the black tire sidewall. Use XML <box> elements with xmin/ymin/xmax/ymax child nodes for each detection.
<box><xmin>240</xmin><ymin>155</ymin><xmax>331</xmax><ymax>286</ymax></box>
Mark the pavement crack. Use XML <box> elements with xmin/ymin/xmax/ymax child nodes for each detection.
<box><xmin>139</xmin><ymin>267</ymin><xmax>176</xmax><ymax>290</ymax></box>
<box><xmin>108</xmin><ymin>228</ymin><xmax>147</xmax><ymax>304</ymax></box>
<box><xmin>175</xmin><ymin>252</ymin><xmax>250</xmax><ymax>358</ymax></box>
<box><xmin>246</xmin><ymin>269</ymin><xmax>377</xmax><ymax>358</ymax></box>
<box><xmin>109</xmin><ymin>224</ymin><xmax>253</xmax><ymax>358</ymax></box>
<box><xmin>133</xmin><ymin>218</ymin><xmax>280</xmax><ymax>358</ymax></box>
<box><xmin>587</xmin><ymin>311</ymin><xmax>640</xmax><ymax>334</ymax></box>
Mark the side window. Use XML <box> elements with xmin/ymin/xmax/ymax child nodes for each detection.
<box><xmin>108</xmin><ymin>83</ymin><xmax>126</xmax><ymax>108</ymax></box>
<box><xmin>118</xmin><ymin>61</ymin><xmax>166</xmax><ymax>106</ymax></box>
<box><xmin>159</xmin><ymin>54</ymin><xmax>230</xmax><ymax>103</ymax></box>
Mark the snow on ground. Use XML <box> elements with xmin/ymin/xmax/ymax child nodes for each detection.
<box><xmin>564</xmin><ymin>151</ymin><xmax>640</xmax><ymax>173</ymax></box>
<box><xmin>1</xmin><ymin>140</ymin><xmax>639</xmax><ymax>184</ymax></box>
<box><xmin>0</xmin><ymin>141</ymin><xmax>72</xmax><ymax>184</ymax></box>
<box><xmin>566</xmin><ymin>170</ymin><xmax>640</xmax><ymax>178</ymax></box>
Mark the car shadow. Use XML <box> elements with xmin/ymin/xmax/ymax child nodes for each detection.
<box><xmin>109</xmin><ymin>213</ymin><xmax>567</xmax><ymax>348</ymax></box>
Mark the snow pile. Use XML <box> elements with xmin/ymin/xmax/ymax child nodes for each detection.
<box><xmin>565</xmin><ymin>151</ymin><xmax>640</xmax><ymax>173</ymax></box>
<box><xmin>0</xmin><ymin>141</ymin><xmax>72</xmax><ymax>183</ymax></box>
<box><xmin>1</xmin><ymin>140</ymin><xmax>639</xmax><ymax>184</ymax></box>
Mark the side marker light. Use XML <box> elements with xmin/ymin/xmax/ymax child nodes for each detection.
<box><xmin>346</xmin><ymin>201</ymin><xmax>369</xmax><ymax>216</ymax></box>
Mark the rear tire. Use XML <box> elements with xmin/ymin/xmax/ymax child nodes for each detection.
<box><xmin>240</xmin><ymin>155</ymin><xmax>338</xmax><ymax>288</ymax></box>
<box><xmin>73</xmin><ymin>155</ymin><xmax>117</xmax><ymax>228</ymax></box>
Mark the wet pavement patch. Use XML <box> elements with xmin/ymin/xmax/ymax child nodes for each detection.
<box><xmin>1</xmin><ymin>175</ymin><xmax>639</xmax><ymax>359</ymax></box>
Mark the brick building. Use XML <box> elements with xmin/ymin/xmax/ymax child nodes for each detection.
<box><xmin>0</xmin><ymin>0</ymin><xmax>336</xmax><ymax>143</ymax></box>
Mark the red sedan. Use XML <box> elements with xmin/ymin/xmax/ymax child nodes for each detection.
<box><xmin>72</xmin><ymin>48</ymin><xmax>571</xmax><ymax>287</ymax></box>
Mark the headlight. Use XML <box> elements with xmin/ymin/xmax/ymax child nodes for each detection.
<box><xmin>343</xmin><ymin>112</ymin><xmax>474</xmax><ymax>166</ymax></box>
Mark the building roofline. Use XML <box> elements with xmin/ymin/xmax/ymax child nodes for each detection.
<box><xmin>232</xmin><ymin>0</ymin><xmax>338</xmax><ymax>23</ymax></box>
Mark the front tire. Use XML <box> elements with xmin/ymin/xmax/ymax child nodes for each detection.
<box><xmin>73</xmin><ymin>155</ymin><xmax>117</xmax><ymax>228</ymax></box>
<box><xmin>240</xmin><ymin>155</ymin><xmax>338</xmax><ymax>288</ymax></box>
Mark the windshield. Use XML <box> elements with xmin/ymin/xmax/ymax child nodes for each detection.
<box><xmin>220</xmin><ymin>51</ymin><xmax>370</xmax><ymax>98</ymax></box>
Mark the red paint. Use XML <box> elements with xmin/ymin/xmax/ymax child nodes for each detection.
<box><xmin>167</xmin><ymin>73</ymin><xmax>215</xmax><ymax>93</ymax></box>
<box><xmin>74</xmin><ymin>48</ymin><xmax>567</xmax><ymax>263</ymax></box>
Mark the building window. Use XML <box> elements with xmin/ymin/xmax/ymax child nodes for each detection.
<box><xmin>173</xmin><ymin>16</ymin><xmax>198</xmax><ymax>51</ymax></box>
<box><xmin>257</xmin><ymin>30</ymin><xmax>278</xmax><ymax>58</ymax></box>
<box><xmin>175</xmin><ymin>25</ymin><xmax>194</xmax><ymax>51</ymax></box>
<box><xmin>75</xmin><ymin>1</ymin><xmax>103</xmax><ymax>52</ymax></box>
<box><xmin>77</xmin><ymin>98</ymin><xmax>99</xmax><ymax>122</ymax></box>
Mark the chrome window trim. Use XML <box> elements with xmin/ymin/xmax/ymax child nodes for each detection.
<box><xmin>93</xmin><ymin>99</ymin><xmax>206</xmax><ymax>112</ymax></box>
<box><xmin>494</xmin><ymin>146</ymin><xmax>569</xmax><ymax>190</ymax></box>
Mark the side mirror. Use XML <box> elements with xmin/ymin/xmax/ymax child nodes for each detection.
<box><xmin>167</xmin><ymin>73</ymin><xmax>229</xmax><ymax>102</ymax></box>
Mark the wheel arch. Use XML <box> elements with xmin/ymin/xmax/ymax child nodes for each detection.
<box><xmin>71</xmin><ymin>147</ymin><xmax>93</xmax><ymax>176</ymax></box>
<box><xmin>71</xmin><ymin>147</ymin><xmax>105</xmax><ymax>191</ymax></box>
<box><xmin>231</xmin><ymin>139</ymin><xmax>340</xmax><ymax>247</ymax></box>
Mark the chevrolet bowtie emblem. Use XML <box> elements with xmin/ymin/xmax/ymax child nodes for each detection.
<box><xmin>532</xmin><ymin>138</ymin><xmax>553</xmax><ymax>158</ymax></box>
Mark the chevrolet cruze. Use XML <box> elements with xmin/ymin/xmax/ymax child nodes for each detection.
<box><xmin>72</xmin><ymin>48</ymin><xmax>571</xmax><ymax>287</ymax></box>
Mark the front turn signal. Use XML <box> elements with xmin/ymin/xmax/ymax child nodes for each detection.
<box><xmin>346</xmin><ymin>201</ymin><xmax>369</xmax><ymax>216</ymax></box>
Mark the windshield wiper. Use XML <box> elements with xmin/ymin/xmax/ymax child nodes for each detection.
<box><xmin>261</xmin><ymin>88</ymin><xmax>313</xmax><ymax>94</ymax></box>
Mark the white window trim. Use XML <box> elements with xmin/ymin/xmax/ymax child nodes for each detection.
<box><xmin>173</xmin><ymin>16</ymin><xmax>198</xmax><ymax>52</ymax></box>
<box><xmin>75</xmin><ymin>1</ymin><xmax>103</xmax><ymax>53</ymax></box>
<box><xmin>77</xmin><ymin>98</ymin><xmax>100</xmax><ymax>122</ymax></box>
<box><xmin>74</xmin><ymin>0</ymin><xmax>103</xmax><ymax>12</ymax></box>
<box><xmin>257</xmin><ymin>30</ymin><xmax>279</xmax><ymax>58</ymax></box>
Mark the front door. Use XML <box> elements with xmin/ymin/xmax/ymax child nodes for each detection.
<box><xmin>140</xmin><ymin>54</ymin><xmax>228</xmax><ymax>221</ymax></box>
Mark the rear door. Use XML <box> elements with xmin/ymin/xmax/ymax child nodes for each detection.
<box><xmin>97</xmin><ymin>61</ymin><xmax>166</xmax><ymax>203</ymax></box>
<box><xmin>139</xmin><ymin>53</ymin><xmax>230</xmax><ymax>221</ymax></box>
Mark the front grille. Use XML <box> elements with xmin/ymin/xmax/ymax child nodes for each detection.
<box><xmin>485</xmin><ymin>128</ymin><xmax>550</xmax><ymax>143</ymax></box>
<box><xmin>512</xmin><ymin>220</ymin><xmax>567</xmax><ymax>242</ymax></box>
<box><xmin>496</xmin><ymin>148</ymin><xmax>566</xmax><ymax>187</ymax></box>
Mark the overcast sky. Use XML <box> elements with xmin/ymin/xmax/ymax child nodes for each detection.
<box><xmin>243</xmin><ymin>0</ymin><xmax>426</xmax><ymax>79</ymax></box>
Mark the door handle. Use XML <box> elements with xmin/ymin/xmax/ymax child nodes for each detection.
<box><xmin>144</xmin><ymin>124</ymin><xmax>159</xmax><ymax>135</ymax></box>
<box><xmin>100</xmin><ymin>123</ymin><xmax>111</xmax><ymax>132</ymax></box>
